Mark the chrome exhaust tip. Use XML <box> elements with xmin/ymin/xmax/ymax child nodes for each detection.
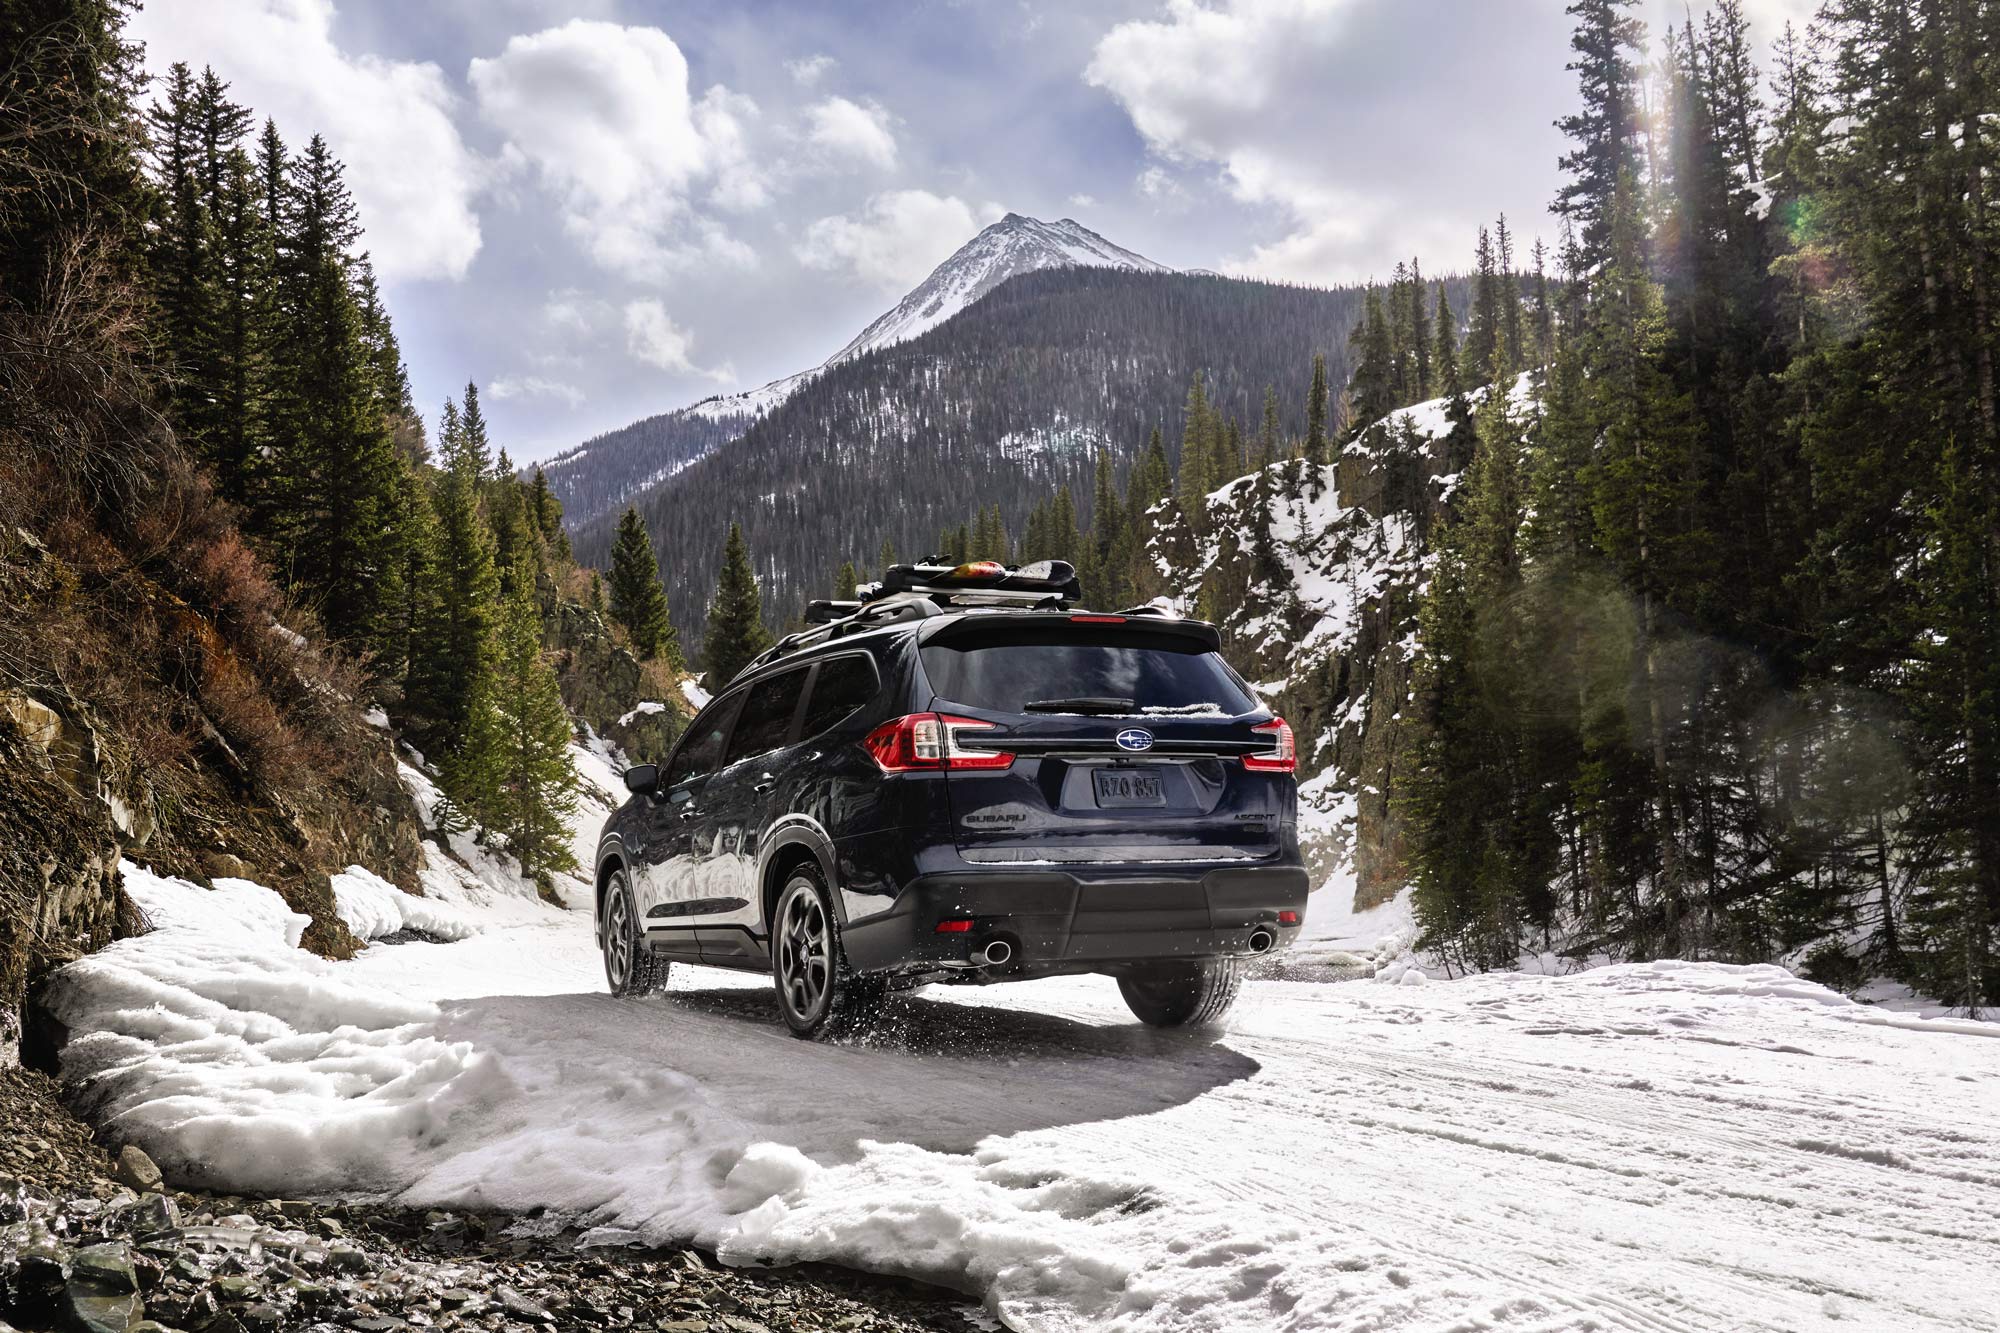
<box><xmin>1247</xmin><ymin>929</ymin><xmax>1275</xmax><ymax>955</ymax></box>
<box><xmin>980</xmin><ymin>938</ymin><xmax>1014</xmax><ymax>967</ymax></box>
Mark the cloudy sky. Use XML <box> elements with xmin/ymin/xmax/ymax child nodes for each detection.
<box><xmin>130</xmin><ymin>0</ymin><xmax>1813</xmax><ymax>465</ymax></box>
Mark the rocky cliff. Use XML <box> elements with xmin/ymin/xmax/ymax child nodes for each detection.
<box><xmin>1153</xmin><ymin>391</ymin><xmax>1496</xmax><ymax>908</ymax></box>
<box><xmin>0</xmin><ymin>507</ymin><xmax>428</xmax><ymax>1063</ymax></box>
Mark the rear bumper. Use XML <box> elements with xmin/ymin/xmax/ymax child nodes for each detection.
<box><xmin>841</xmin><ymin>862</ymin><xmax>1310</xmax><ymax>979</ymax></box>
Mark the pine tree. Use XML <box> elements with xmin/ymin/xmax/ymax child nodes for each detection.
<box><xmin>1254</xmin><ymin>386</ymin><xmax>1281</xmax><ymax>469</ymax></box>
<box><xmin>1465</xmin><ymin>225</ymin><xmax>1503</xmax><ymax>383</ymax></box>
<box><xmin>1432</xmin><ymin>288</ymin><xmax>1477</xmax><ymax>469</ymax></box>
<box><xmin>460</xmin><ymin>380</ymin><xmax>494</xmax><ymax>480</ymax></box>
<box><xmin>1304</xmin><ymin>353</ymin><xmax>1330</xmax><ymax>465</ymax></box>
<box><xmin>1530</xmin><ymin>238</ymin><xmax>1557</xmax><ymax>369</ymax></box>
<box><xmin>211</xmin><ymin>142</ymin><xmax>272</xmax><ymax>501</ymax></box>
<box><xmin>609</xmin><ymin>507</ymin><xmax>676</xmax><ymax>662</ymax></box>
<box><xmin>447</xmin><ymin>549</ymin><xmax>579</xmax><ymax>895</ymax></box>
<box><xmin>1177</xmin><ymin>373</ymin><xmax>1214</xmax><ymax>530</ymax></box>
<box><xmin>1495</xmin><ymin>214</ymin><xmax>1524</xmax><ymax>380</ymax></box>
<box><xmin>1408</xmin><ymin>258</ymin><xmax>1433</xmax><ymax>399</ymax></box>
<box><xmin>1349</xmin><ymin>287</ymin><xmax>1398</xmax><ymax>428</ymax></box>
<box><xmin>834</xmin><ymin>560</ymin><xmax>858</xmax><ymax>600</ymax></box>
<box><xmin>529</xmin><ymin>467</ymin><xmax>562</xmax><ymax>542</ymax></box>
<box><xmin>1212</xmin><ymin>417</ymin><xmax>1243</xmax><ymax>488</ymax></box>
<box><xmin>257</xmin><ymin>133</ymin><xmax>411</xmax><ymax>656</ymax></box>
<box><xmin>1554</xmin><ymin>0</ymin><xmax>1648</xmax><ymax>273</ymax></box>
<box><xmin>489</xmin><ymin>474</ymin><xmax>534</xmax><ymax>598</ymax></box>
<box><xmin>1701</xmin><ymin>0</ymin><xmax>1762</xmax><ymax>183</ymax></box>
<box><xmin>1130</xmin><ymin>425</ymin><xmax>1172</xmax><ymax>518</ymax></box>
<box><xmin>703</xmin><ymin>522</ymin><xmax>773</xmax><ymax>686</ymax></box>
<box><xmin>1052</xmin><ymin>487</ymin><xmax>1080</xmax><ymax>560</ymax></box>
<box><xmin>407</xmin><ymin>398</ymin><xmax>499</xmax><ymax>741</ymax></box>
<box><xmin>1900</xmin><ymin>441</ymin><xmax>2000</xmax><ymax>1013</ymax></box>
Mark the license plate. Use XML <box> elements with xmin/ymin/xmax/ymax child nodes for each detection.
<box><xmin>1094</xmin><ymin>768</ymin><xmax>1165</xmax><ymax>808</ymax></box>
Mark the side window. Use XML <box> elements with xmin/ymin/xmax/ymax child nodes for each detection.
<box><xmin>723</xmin><ymin>668</ymin><xmax>808</xmax><ymax>766</ymax></box>
<box><xmin>665</xmin><ymin>694</ymin><xmax>740</xmax><ymax>789</ymax></box>
<box><xmin>799</xmin><ymin>655</ymin><xmax>879</xmax><ymax>738</ymax></box>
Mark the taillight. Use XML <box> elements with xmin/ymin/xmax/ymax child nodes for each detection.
<box><xmin>1244</xmin><ymin>716</ymin><xmax>1296</xmax><ymax>772</ymax></box>
<box><xmin>1070</xmin><ymin>614</ymin><xmax>1126</xmax><ymax>624</ymax></box>
<box><xmin>863</xmin><ymin>713</ymin><xmax>1015</xmax><ymax>772</ymax></box>
<box><xmin>936</xmin><ymin>714</ymin><xmax>1015</xmax><ymax>769</ymax></box>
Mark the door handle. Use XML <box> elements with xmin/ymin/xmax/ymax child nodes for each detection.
<box><xmin>679</xmin><ymin>808</ymin><xmax>699</xmax><ymax>821</ymax></box>
<box><xmin>752</xmin><ymin>780</ymin><xmax>776</xmax><ymax>794</ymax></box>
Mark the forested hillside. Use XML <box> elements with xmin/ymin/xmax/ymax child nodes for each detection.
<box><xmin>574</xmin><ymin>266</ymin><xmax>1473</xmax><ymax>638</ymax></box>
<box><xmin>0</xmin><ymin>2</ymin><xmax>673</xmax><ymax>1053</ymax></box>
<box><xmin>537</xmin><ymin>406</ymin><xmax>748</xmax><ymax>536</ymax></box>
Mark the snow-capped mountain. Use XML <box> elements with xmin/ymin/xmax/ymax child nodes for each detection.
<box><xmin>830</xmin><ymin>213</ymin><xmax>1168</xmax><ymax>361</ymax></box>
<box><xmin>541</xmin><ymin>214</ymin><xmax>1169</xmax><ymax>527</ymax></box>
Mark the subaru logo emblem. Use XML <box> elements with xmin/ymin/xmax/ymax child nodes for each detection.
<box><xmin>1115</xmin><ymin>728</ymin><xmax>1154</xmax><ymax>752</ymax></box>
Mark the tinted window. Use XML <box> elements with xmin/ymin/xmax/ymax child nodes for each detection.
<box><xmin>724</xmin><ymin>668</ymin><xmax>807</xmax><ymax>765</ymax></box>
<box><xmin>922</xmin><ymin>629</ymin><xmax>1254</xmax><ymax>715</ymax></box>
<box><xmin>799</xmin><ymin>655</ymin><xmax>878</xmax><ymax>737</ymax></box>
<box><xmin>665</xmin><ymin>693</ymin><xmax>740</xmax><ymax>788</ymax></box>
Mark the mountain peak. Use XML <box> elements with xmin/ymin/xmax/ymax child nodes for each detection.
<box><xmin>829</xmin><ymin>212</ymin><xmax>1169</xmax><ymax>362</ymax></box>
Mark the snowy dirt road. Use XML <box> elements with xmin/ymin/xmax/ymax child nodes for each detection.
<box><xmin>49</xmin><ymin>868</ymin><xmax>2000</xmax><ymax>1333</ymax></box>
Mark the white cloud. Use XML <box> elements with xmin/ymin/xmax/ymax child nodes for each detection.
<box><xmin>542</xmin><ymin>290</ymin><xmax>600</xmax><ymax>335</ymax></box>
<box><xmin>1068</xmin><ymin>192</ymin><xmax>1097</xmax><ymax>208</ymax></box>
<box><xmin>795</xmin><ymin>190</ymin><xmax>982</xmax><ymax>290</ymax></box>
<box><xmin>786</xmin><ymin>54</ymin><xmax>836</xmax><ymax>87</ymax></box>
<box><xmin>805</xmin><ymin>96</ymin><xmax>898</xmax><ymax>170</ymax></box>
<box><xmin>623</xmin><ymin>300</ymin><xmax>732</xmax><ymax>381</ymax></box>
<box><xmin>489</xmin><ymin>376</ymin><xmax>585</xmax><ymax>407</ymax></box>
<box><xmin>1086</xmin><ymin>0</ymin><xmax>1571</xmax><ymax>282</ymax></box>
<box><xmin>128</xmin><ymin>0</ymin><xmax>483</xmax><ymax>283</ymax></box>
<box><xmin>470</xmin><ymin>20</ymin><xmax>766</xmax><ymax>283</ymax></box>
<box><xmin>1136</xmin><ymin>165</ymin><xmax>1185</xmax><ymax>204</ymax></box>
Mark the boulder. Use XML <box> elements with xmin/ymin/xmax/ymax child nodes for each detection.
<box><xmin>65</xmin><ymin>1241</ymin><xmax>143</xmax><ymax>1333</ymax></box>
<box><xmin>112</xmin><ymin>1146</ymin><xmax>162</xmax><ymax>1195</ymax></box>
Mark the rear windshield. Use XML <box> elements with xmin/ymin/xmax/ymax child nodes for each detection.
<box><xmin>921</xmin><ymin>628</ymin><xmax>1254</xmax><ymax>715</ymax></box>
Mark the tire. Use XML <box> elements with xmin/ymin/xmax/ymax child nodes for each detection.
<box><xmin>770</xmin><ymin>865</ymin><xmax>881</xmax><ymax>1039</ymax></box>
<box><xmin>1117</xmin><ymin>958</ymin><xmax>1244</xmax><ymax>1028</ymax></box>
<box><xmin>602</xmin><ymin>868</ymin><xmax>670</xmax><ymax>997</ymax></box>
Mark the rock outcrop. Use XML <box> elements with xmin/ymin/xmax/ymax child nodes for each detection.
<box><xmin>1157</xmin><ymin>397</ymin><xmax>1472</xmax><ymax>909</ymax></box>
<box><xmin>0</xmin><ymin>512</ymin><xmax>431</xmax><ymax>1059</ymax></box>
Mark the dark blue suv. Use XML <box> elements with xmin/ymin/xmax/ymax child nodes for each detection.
<box><xmin>594</xmin><ymin>560</ymin><xmax>1308</xmax><ymax>1037</ymax></box>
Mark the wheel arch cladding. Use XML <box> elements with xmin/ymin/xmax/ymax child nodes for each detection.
<box><xmin>763</xmin><ymin>839</ymin><xmax>829</xmax><ymax>933</ymax></box>
<box><xmin>595</xmin><ymin>854</ymin><xmax>623</xmax><ymax>930</ymax></box>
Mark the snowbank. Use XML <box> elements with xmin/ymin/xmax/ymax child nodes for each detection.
<box><xmin>331</xmin><ymin>865</ymin><xmax>478</xmax><ymax>942</ymax></box>
<box><xmin>46</xmin><ymin>863</ymin><xmax>496</xmax><ymax>1194</ymax></box>
<box><xmin>48</xmin><ymin>858</ymin><xmax>2000</xmax><ymax>1332</ymax></box>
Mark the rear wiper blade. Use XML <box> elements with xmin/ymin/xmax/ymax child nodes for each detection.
<box><xmin>1023</xmin><ymin>697</ymin><xmax>1136</xmax><ymax>714</ymax></box>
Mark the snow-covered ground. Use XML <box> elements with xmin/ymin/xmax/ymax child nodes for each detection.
<box><xmin>43</xmin><ymin>847</ymin><xmax>2000</xmax><ymax>1332</ymax></box>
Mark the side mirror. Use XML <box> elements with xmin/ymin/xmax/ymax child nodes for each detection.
<box><xmin>622</xmin><ymin>764</ymin><xmax>660</xmax><ymax>795</ymax></box>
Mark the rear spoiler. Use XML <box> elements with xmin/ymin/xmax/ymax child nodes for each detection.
<box><xmin>921</xmin><ymin>610</ymin><xmax>1223</xmax><ymax>653</ymax></box>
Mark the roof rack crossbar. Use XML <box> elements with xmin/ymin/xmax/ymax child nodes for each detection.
<box><xmin>721</xmin><ymin>558</ymin><xmax>1087</xmax><ymax>682</ymax></box>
